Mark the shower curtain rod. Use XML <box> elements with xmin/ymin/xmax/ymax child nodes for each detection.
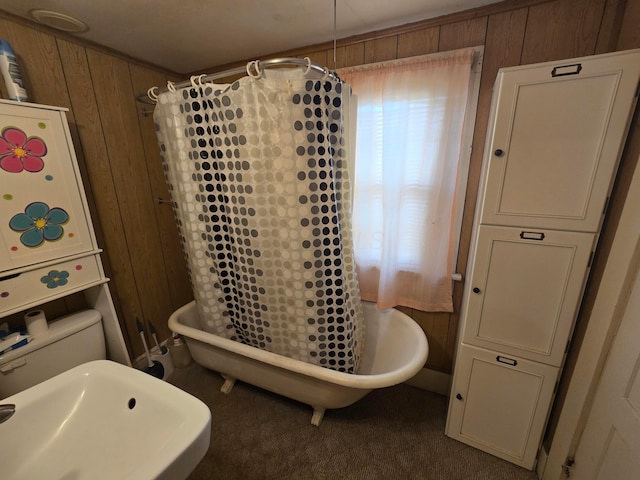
<box><xmin>138</xmin><ymin>57</ymin><xmax>338</xmax><ymax>104</ymax></box>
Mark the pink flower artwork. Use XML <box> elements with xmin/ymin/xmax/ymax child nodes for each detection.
<box><xmin>0</xmin><ymin>127</ymin><xmax>48</xmax><ymax>173</ymax></box>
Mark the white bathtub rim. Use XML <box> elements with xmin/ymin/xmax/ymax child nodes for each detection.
<box><xmin>168</xmin><ymin>300</ymin><xmax>428</xmax><ymax>390</ymax></box>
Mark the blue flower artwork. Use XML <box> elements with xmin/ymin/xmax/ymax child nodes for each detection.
<box><xmin>40</xmin><ymin>270</ymin><xmax>70</xmax><ymax>289</ymax></box>
<box><xmin>9</xmin><ymin>202</ymin><xmax>69</xmax><ymax>247</ymax></box>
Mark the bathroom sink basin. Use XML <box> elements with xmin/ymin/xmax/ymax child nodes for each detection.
<box><xmin>0</xmin><ymin>360</ymin><xmax>211</xmax><ymax>480</ymax></box>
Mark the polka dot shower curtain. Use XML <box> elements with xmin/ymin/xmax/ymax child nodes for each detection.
<box><xmin>153</xmin><ymin>67</ymin><xmax>364</xmax><ymax>373</ymax></box>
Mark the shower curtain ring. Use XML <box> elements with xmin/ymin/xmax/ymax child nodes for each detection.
<box><xmin>303</xmin><ymin>57</ymin><xmax>313</xmax><ymax>75</ymax></box>
<box><xmin>190</xmin><ymin>74</ymin><xmax>207</xmax><ymax>88</ymax></box>
<box><xmin>246</xmin><ymin>60</ymin><xmax>262</xmax><ymax>78</ymax></box>
<box><xmin>321</xmin><ymin>67</ymin><xmax>330</xmax><ymax>81</ymax></box>
<box><xmin>167</xmin><ymin>81</ymin><xmax>177</xmax><ymax>92</ymax></box>
<box><xmin>147</xmin><ymin>86</ymin><xmax>159</xmax><ymax>102</ymax></box>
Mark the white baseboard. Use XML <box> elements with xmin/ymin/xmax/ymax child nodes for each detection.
<box><xmin>405</xmin><ymin>367</ymin><xmax>452</xmax><ymax>396</ymax></box>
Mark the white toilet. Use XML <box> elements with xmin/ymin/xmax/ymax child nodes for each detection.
<box><xmin>0</xmin><ymin>309</ymin><xmax>106</xmax><ymax>399</ymax></box>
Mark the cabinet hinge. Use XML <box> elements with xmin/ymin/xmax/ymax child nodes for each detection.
<box><xmin>587</xmin><ymin>251</ymin><xmax>595</xmax><ymax>269</ymax></box>
<box><xmin>562</xmin><ymin>456</ymin><xmax>575</xmax><ymax>477</ymax></box>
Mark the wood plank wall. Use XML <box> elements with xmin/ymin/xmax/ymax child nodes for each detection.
<box><xmin>0</xmin><ymin>0</ymin><xmax>637</xmax><ymax>368</ymax></box>
<box><xmin>0</xmin><ymin>12</ymin><xmax>192</xmax><ymax>358</ymax></box>
<box><xmin>204</xmin><ymin>0</ymin><xmax>639</xmax><ymax>374</ymax></box>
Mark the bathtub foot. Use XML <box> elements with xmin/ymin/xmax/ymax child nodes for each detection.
<box><xmin>220</xmin><ymin>376</ymin><xmax>236</xmax><ymax>395</ymax></box>
<box><xmin>311</xmin><ymin>407</ymin><xmax>326</xmax><ymax>427</ymax></box>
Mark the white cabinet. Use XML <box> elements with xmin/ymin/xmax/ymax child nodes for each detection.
<box><xmin>446</xmin><ymin>49</ymin><xmax>640</xmax><ymax>470</ymax></box>
<box><xmin>0</xmin><ymin>100</ymin><xmax>129</xmax><ymax>366</ymax></box>
<box><xmin>447</xmin><ymin>344</ymin><xmax>558</xmax><ymax>468</ymax></box>
<box><xmin>461</xmin><ymin>225</ymin><xmax>594</xmax><ymax>366</ymax></box>
<box><xmin>479</xmin><ymin>52</ymin><xmax>640</xmax><ymax>232</ymax></box>
<box><xmin>0</xmin><ymin>103</ymin><xmax>94</xmax><ymax>271</ymax></box>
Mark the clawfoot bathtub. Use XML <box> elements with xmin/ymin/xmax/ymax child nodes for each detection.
<box><xmin>168</xmin><ymin>301</ymin><xmax>428</xmax><ymax>426</ymax></box>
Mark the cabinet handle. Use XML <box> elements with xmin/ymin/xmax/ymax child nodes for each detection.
<box><xmin>472</xmin><ymin>287</ymin><xmax>481</xmax><ymax>294</ymax></box>
<box><xmin>496</xmin><ymin>355</ymin><xmax>518</xmax><ymax>367</ymax></box>
<box><xmin>0</xmin><ymin>272</ymin><xmax>21</xmax><ymax>282</ymax></box>
<box><xmin>520</xmin><ymin>231</ymin><xmax>545</xmax><ymax>241</ymax></box>
<box><xmin>551</xmin><ymin>63</ymin><xmax>582</xmax><ymax>77</ymax></box>
<box><xmin>494</xmin><ymin>149</ymin><xmax>504</xmax><ymax>157</ymax></box>
<box><xmin>456</xmin><ymin>393</ymin><xmax>463</xmax><ymax>401</ymax></box>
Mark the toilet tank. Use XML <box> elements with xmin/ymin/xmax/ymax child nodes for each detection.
<box><xmin>0</xmin><ymin>309</ymin><xmax>106</xmax><ymax>399</ymax></box>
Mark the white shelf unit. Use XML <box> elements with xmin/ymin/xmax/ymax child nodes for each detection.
<box><xmin>0</xmin><ymin>100</ymin><xmax>129</xmax><ymax>366</ymax></box>
<box><xmin>446</xmin><ymin>49</ymin><xmax>640</xmax><ymax>469</ymax></box>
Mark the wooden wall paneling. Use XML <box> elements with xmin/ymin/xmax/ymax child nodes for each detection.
<box><xmin>303</xmin><ymin>50</ymin><xmax>329</xmax><ymax>69</ymax></box>
<box><xmin>0</xmin><ymin>19</ymin><xmax>70</xmax><ymax>107</ymax></box>
<box><xmin>594</xmin><ymin>0</ymin><xmax>628</xmax><ymax>53</ymax></box>
<box><xmin>56</xmin><ymin>39</ymin><xmax>120</xmax><ymax>324</ymax></box>
<box><xmin>129</xmin><ymin>64</ymin><xmax>194</xmax><ymax>328</ymax></box>
<box><xmin>395</xmin><ymin>305</ymin><xmax>450</xmax><ymax>372</ymax></box>
<box><xmin>86</xmin><ymin>50</ymin><xmax>175</xmax><ymax>357</ymax></box>
<box><xmin>56</xmin><ymin>39</ymin><xmax>135</xmax><ymax>355</ymax></box>
<box><xmin>397</xmin><ymin>27</ymin><xmax>440</xmax><ymax>58</ymax></box>
<box><xmin>438</xmin><ymin>17</ymin><xmax>488</xmax><ymax>52</ymax></box>
<box><xmin>616</xmin><ymin>0</ymin><xmax>640</xmax><ymax>49</ymax></box>
<box><xmin>215</xmin><ymin>72</ymin><xmax>246</xmax><ymax>84</ymax></box>
<box><xmin>333</xmin><ymin>46</ymin><xmax>348</xmax><ymax>69</ymax></box>
<box><xmin>411</xmin><ymin>310</ymin><xmax>451</xmax><ymax>372</ymax></box>
<box><xmin>484</xmin><ymin>9</ymin><xmax>529</xmax><ymax>78</ymax></box>
<box><xmin>364</xmin><ymin>36</ymin><xmax>398</xmax><ymax>63</ymax></box>
<box><xmin>335</xmin><ymin>43</ymin><xmax>366</xmax><ymax>68</ymax></box>
<box><xmin>520</xmin><ymin>0</ymin><xmax>607</xmax><ymax>64</ymax></box>
<box><xmin>42</xmin><ymin>297</ymin><xmax>76</xmax><ymax>319</ymax></box>
<box><xmin>63</xmin><ymin>291</ymin><xmax>89</xmax><ymax>313</ymax></box>
<box><xmin>457</xmin><ymin>7</ymin><xmax>528</xmax><ymax>275</ymax></box>
<box><xmin>54</xmin><ymin>39</ymin><xmax>121</xmax><ymax>310</ymax></box>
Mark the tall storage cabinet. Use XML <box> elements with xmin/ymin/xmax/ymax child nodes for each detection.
<box><xmin>445</xmin><ymin>50</ymin><xmax>640</xmax><ymax>469</ymax></box>
<box><xmin>0</xmin><ymin>100</ymin><xmax>129</xmax><ymax>366</ymax></box>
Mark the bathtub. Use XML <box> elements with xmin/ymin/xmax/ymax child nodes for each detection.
<box><xmin>168</xmin><ymin>301</ymin><xmax>429</xmax><ymax>426</ymax></box>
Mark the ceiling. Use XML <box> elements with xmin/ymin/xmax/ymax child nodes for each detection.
<box><xmin>0</xmin><ymin>0</ymin><xmax>501</xmax><ymax>74</ymax></box>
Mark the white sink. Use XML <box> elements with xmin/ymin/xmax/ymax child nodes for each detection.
<box><xmin>0</xmin><ymin>360</ymin><xmax>211</xmax><ymax>480</ymax></box>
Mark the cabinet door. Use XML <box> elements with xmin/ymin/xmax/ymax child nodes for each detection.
<box><xmin>446</xmin><ymin>344</ymin><xmax>559</xmax><ymax>470</ymax></box>
<box><xmin>461</xmin><ymin>225</ymin><xmax>594</xmax><ymax>366</ymax></box>
<box><xmin>479</xmin><ymin>50</ymin><xmax>640</xmax><ymax>232</ymax></box>
<box><xmin>0</xmin><ymin>103</ymin><xmax>94</xmax><ymax>272</ymax></box>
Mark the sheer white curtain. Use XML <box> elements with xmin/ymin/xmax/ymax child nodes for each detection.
<box><xmin>339</xmin><ymin>48</ymin><xmax>475</xmax><ymax>312</ymax></box>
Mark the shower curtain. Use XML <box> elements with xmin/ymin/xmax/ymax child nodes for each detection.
<box><xmin>154</xmin><ymin>67</ymin><xmax>364</xmax><ymax>373</ymax></box>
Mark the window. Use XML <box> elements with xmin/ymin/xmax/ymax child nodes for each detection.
<box><xmin>339</xmin><ymin>47</ymin><xmax>482</xmax><ymax>311</ymax></box>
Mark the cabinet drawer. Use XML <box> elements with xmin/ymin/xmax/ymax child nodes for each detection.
<box><xmin>0</xmin><ymin>104</ymin><xmax>95</xmax><ymax>271</ymax></box>
<box><xmin>0</xmin><ymin>255</ymin><xmax>105</xmax><ymax>316</ymax></box>
<box><xmin>446</xmin><ymin>344</ymin><xmax>559</xmax><ymax>469</ymax></box>
<box><xmin>478</xmin><ymin>52</ymin><xmax>640</xmax><ymax>232</ymax></box>
<box><xmin>461</xmin><ymin>225</ymin><xmax>594</xmax><ymax>366</ymax></box>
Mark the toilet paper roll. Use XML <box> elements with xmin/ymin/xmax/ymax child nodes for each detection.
<box><xmin>24</xmin><ymin>309</ymin><xmax>48</xmax><ymax>337</ymax></box>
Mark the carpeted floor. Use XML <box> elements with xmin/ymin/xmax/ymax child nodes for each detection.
<box><xmin>168</xmin><ymin>363</ymin><xmax>540</xmax><ymax>480</ymax></box>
